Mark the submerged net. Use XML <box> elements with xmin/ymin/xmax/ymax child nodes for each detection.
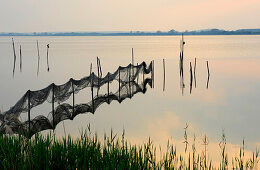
<box><xmin>0</xmin><ymin>61</ymin><xmax>153</xmax><ymax>138</ymax></box>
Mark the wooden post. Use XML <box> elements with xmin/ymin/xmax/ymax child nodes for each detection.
<box><xmin>47</xmin><ymin>44</ymin><xmax>50</xmax><ymax>72</ymax></box>
<box><xmin>107</xmin><ymin>72</ymin><xmax>110</xmax><ymax>96</ymax></box>
<box><xmin>132</xmin><ymin>48</ymin><xmax>134</xmax><ymax>81</ymax></box>
<box><xmin>152</xmin><ymin>60</ymin><xmax>155</xmax><ymax>88</ymax></box>
<box><xmin>129</xmin><ymin>68</ymin><xmax>131</xmax><ymax>97</ymax></box>
<box><xmin>190</xmin><ymin>62</ymin><xmax>193</xmax><ymax>94</ymax></box>
<box><xmin>91</xmin><ymin>72</ymin><xmax>94</xmax><ymax>113</ymax></box>
<box><xmin>71</xmin><ymin>79</ymin><xmax>75</xmax><ymax>116</ymax></box>
<box><xmin>52</xmin><ymin>83</ymin><xmax>55</xmax><ymax>130</ymax></box>
<box><xmin>207</xmin><ymin>61</ymin><xmax>210</xmax><ymax>89</ymax></box>
<box><xmin>118</xmin><ymin>68</ymin><xmax>120</xmax><ymax>100</ymax></box>
<box><xmin>37</xmin><ymin>40</ymin><xmax>40</xmax><ymax>76</ymax></box>
<box><xmin>90</xmin><ymin>63</ymin><xmax>92</xmax><ymax>76</ymax></box>
<box><xmin>97</xmin><ymin>57</ymin><xmax>100</xmax><ymax>96</ymax></box>
<box><xmin>206</xmin><ymin>61</ymin><xmax>210</xmax><ymax>77</ymax></box>
<box><xmin>194</xmin><ymin>58</ymin><xmax>196</xmax><ymax>88</ymax></box>
<box><xmin>97</xmin><ymin>57</ymin><xmax>100</xmax><ymax>85</ymax></box>
<box><xmin>143</xmin><ymin>63</ymin><xmax>144</xmax><ymax>84</ymax></box>
<box><xmin>12</xmin><ymin>38</ymin><xmax>16</xmax><ymax>77</ymax></box>
<box><xmin>132</xmin><ymin>48</ymin><xmax>134</xmax><ymax>66</ymax></box>
<box><xmin>20</xmin><ymin>45</ymin><xmax>22</xmax><ymax>72</ymax></box>
<box><xmin>163</xmin><ymin>59</ymin><xmax>165</xmax><ymax>91</ymax></box>
<box><xmin>136</xmin><ymin>63</ymin><xmax>139</xmax><ymax>84</ymax></box>
<box><xmin>28</xmin><ymin>90</ymin><xmax>31</xmax><ymax>138</ymax></box>
<box><xmin>98</xmin><ymin>57</ymin><xmax>102</xmax><ymax>77</ymax></box>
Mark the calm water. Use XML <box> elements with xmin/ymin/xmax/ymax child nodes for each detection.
<box><xmin>0</xmin><ymin>35</ymin><xmax>260</xmax><ymax>160</ymax></box>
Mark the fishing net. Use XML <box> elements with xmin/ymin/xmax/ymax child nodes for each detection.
<box><xmin>0</xmin><ymin>61</ymin><xmax>153</xmax><ymax>138</ymax></box>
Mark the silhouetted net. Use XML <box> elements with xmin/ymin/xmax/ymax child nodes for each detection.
<box><xmin>0</xmin><ymin>61</ymin><xmax>153</xmax><ymax>138</ymax></box>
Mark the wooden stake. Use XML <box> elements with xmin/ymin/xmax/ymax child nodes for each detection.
<box><xmin>132</xmin><ymin>48</ymin><xmax>135</xmax><ymax>85</ymax></box>
<box><xmin>97</xmin><ymin>57</ymin><xmax>100</xmax><ymax>96</ymax></box>
<box><xmin>20</xmin><ymin>45</ymin><xmax>22</xmax><ymax>72</ymax></box>
<box><xmin>142</xmin><ymin>64</ymin><xmax>144</xmax><ymax>84</ymax></box>
<box><xmin>190</xmin><ymin>62</ymin><xmax>193</xmax><ymax>94</ymax></box>
<box><xmin>71</xmin><ymin>79</ymin><xmax>75</xmax><ymax>117</ymax></box>
<box><xmin>132</xmin><ymin>48</ymin><xmax>134</xmax><ymax>66</ymax></box>
<box><xmin>194</xmin><ymin>58</ymin><xmax>197</xmax><ymax>88</ymax></box>
<box><xmin>152</xmin><ymin>60</ymin><xmax>155</xmax><ymax>88</ymax></box>
<box><xmin>118</xmin><ymin>68</ymin><xmax>120</xmax><ymax>100</ymax></box>
<box><xmin>107</xmin><ymin>72</ymin><xmax>110</xmax><ymax>96</ymax></box>
<box><xmin>91</xmin><ymin>72</ymin><xmax>94</xmax><ymax>113</ymax></box>
<box><xmin>12</xmin><ymin>38</ymin><xmax>16</xmax><ymax>77</ymax></box>
<box><xmin>206</xmin><ymin>61</ymin><xmax>210</xmax><ymax>89</ymax></box>
<box><xmin>47</xmin><ymin>44</ymin><xmax>50</xmax><ymax>72</ymax></box>
<box><xmin>98</xmin><ymin>57</ymin><xmax>102</xmax><ymax>77</ymax></box>
<box><xmin>129</xmin><ymin>68</ymin><xmax>131</xmax><ymax>97</ymax></box>
<box><xmin>163</xmin><ymin>59</ymin><xmax>166</xmax><ymax>91</ymax></box>
<box><xmin>28</xmin><ymin>90</ymin><xmax>31</xmax><ymax>138</ymax></box>
<box><xmin>37</xmin><ymin>40</ymin><xmax>40</xmax><ymax>76</ymax></box>
<box><xmin>206</xmin><ymin>61</ymin><xmax>210</xmax><ymax>77</ymax></box>
<box><xmin>97</xmin><ymin>57</ymin><xmax>100</xmax><ymax>85</ymax></box>
<box><xmin>52</xmin><ymin>83</ymin><xmax>55</xmax><ymax>130</ymax></box>
<box><xmin>136</xmin><ymin>63</ymin><xmax>139</xmax><ymax>84</ymax></box>
<box><xmin>90</xmin><ymin>63</ymin><xmax>92</xmax><ymax>76</ymax></box>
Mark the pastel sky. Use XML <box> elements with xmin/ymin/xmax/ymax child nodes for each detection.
<box><xmin>0</xmin><ymin>0</ymin><xmax>260</xmax><ymax>32</ymax></box>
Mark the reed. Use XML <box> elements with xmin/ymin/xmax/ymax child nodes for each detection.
<box><xmin>0</xmin><ymin>128</ymin><xmax>259</xmax><ymax>169</ymax></box>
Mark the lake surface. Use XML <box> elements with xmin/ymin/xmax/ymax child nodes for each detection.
<box><xmin>0</xmin><ymin>35</ymin><xmax>260</xmax><ymax>161</ymax></box>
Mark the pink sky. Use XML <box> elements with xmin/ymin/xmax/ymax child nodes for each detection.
<box><xmin>0</xmin><ymin>0</ymin><xmax>260</xmax><ymax>32</ymax></box>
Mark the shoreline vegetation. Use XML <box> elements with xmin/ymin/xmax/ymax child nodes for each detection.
<box><xmin>1</xmin><ymin>28</ymin><xmax>260</xmax><ymax>36</ymax></box>
<box><xmin>0</xmin><ymin>128</ymin><xmax>259</xmax><ymax>169</ymax></box>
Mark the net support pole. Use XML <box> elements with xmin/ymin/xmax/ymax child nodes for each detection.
<box><xmin>207</xmin><ymin>61</ymin><xmax>210</xmax><ymax>77</ymax></box>
<box><xmin>20</xmin><ymin>45</ymin><xmax>22</xmax><ymax>72</ymax></box>
<box><xmin>132</xmin><ymin>48</ymin><xmax>134</xmax><ymax>80</ymax></box>
<box><xmin>37</xmin><ymin>40</ymin><xmax>40</xmax><ymax>76</ymax></box>
<box><xmin>129</xmin><ymin>68</ymin><xmax>131</xmax><ymax>97</ymax></box>
<box><xmin>143</xmin><ymin>64</ymin><xmax>144</xmax><ymax>84</ymax></box>
<box><xmin>190</xmin><ymin>62</ymin><xmax>193</xmax><ymax>94</ymax></box>
<box><xmin>90</xmin><ymin>63</ymin><xmax>92</xmax><ymax>76</ymax></box>
<box><xmin>52</xmin><ymin>83</ymin><xmax>55</xmax><ymax>131</ymax></box>
<box><xmin>152</xmin><ymin>60</ymin><xmax>154</xmax><ymax>88</ymax></box>
<box><xmin>132</xmin><ymin>48</ymin><xmax>134</xmax><ymax>67</ymax></box>
<box><xmin>97</xmin><ymin>57</ymin><xmax>100</xmax><ymax>86</ymax></box>
<box><xmin>206</xmin><ymin>61</ymin><xmax>210</xmax><ymax>89</ymax></box>
<box><xmin>71</xmin><ymin>79</ymin><xmax>75</xmax><ymax>117</ymax></box>
<box><xmin>118</xmin><ymin>69</ymin><xmax>120</xmax><ymax>100</ymax></box>
<box><xmin>107</xmin><ymin>72</ymin><xmax>110</xmax><ymax>96</ymax></box>
<box><xmin>136</xmin><ymin>63</ymin><xmax>139</xmax><ymax>84</ymax></box>
<box><xmin>12</xmin><ymin>38</ymin><xmax>16</xmax><ymax>78</ymax></box>
<box><xmin>91</xmin><ymin>72</ymin><xmax>94</xmax><ymax>113</ymax></box>
<box><xmin>97</xmin><ymin>57</ymin><xmax>100</xmax><ymax>96</ymax></box>
<box><xmin>47</xmin><ymin>44</ymin><xmax>50</xmax><ymax>72</ymax></box>
<box><xmin>99</xmin><ymin>58</ymin><xmax>102</xmax><ymax>77</ymax></box>
<box><xmin>163</xmin><ymin>59</ymin><xmax>165</xmax><ymax>91</ymax></box>
<box><xmin>194</xmin><ymin>58</ymin><xmax>196</xmax><ymax>88</ymax></box>
<box><xmin>28</xmin><ymin>90</ymin><xmax>31</xmax><ymax>138</ymax></box>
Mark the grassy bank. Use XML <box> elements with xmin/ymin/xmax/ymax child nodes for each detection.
<box><xmin>0</xmin><ymin>129</ymin><xmax>259</xmax><ymax>169</ymax></box>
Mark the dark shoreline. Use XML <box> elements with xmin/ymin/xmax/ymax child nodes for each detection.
<box><xmin>1</xmin><ymin>28</ymin><xmax>260</xmax><ymax>36</ymax></box>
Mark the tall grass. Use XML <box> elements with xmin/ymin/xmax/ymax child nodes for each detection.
<box><xmin>0</xmin><ymin>128</ymin><xmax>259</xmax><ymax>169</ymax></box>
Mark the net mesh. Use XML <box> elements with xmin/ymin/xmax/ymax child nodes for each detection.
<box><xmin>0</xmin><ymin>61</ymin><xmax>153</xmax><ymax>138</ymax></box>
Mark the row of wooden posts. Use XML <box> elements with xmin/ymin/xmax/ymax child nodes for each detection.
<box><xmin>12</xmin><ymin>38</ymin><xmax>50</xmax><ymax>77</ymax></box>
<box><xmin>161</xmin><ymin>57</ymin><xmax>210</xmax><ymax>93</ymax></box>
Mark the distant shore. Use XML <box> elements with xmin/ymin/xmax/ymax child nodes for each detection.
<box><xmin>1</xmin><ymin>28</ymin><xmax>260</xmax><ymax>36</ymax></box>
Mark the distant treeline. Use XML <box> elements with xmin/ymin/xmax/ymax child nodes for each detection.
<box><xmin>1</xmin><ymin>28</ymin><xmax>260</xmax><ymax>36</ymax></box>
